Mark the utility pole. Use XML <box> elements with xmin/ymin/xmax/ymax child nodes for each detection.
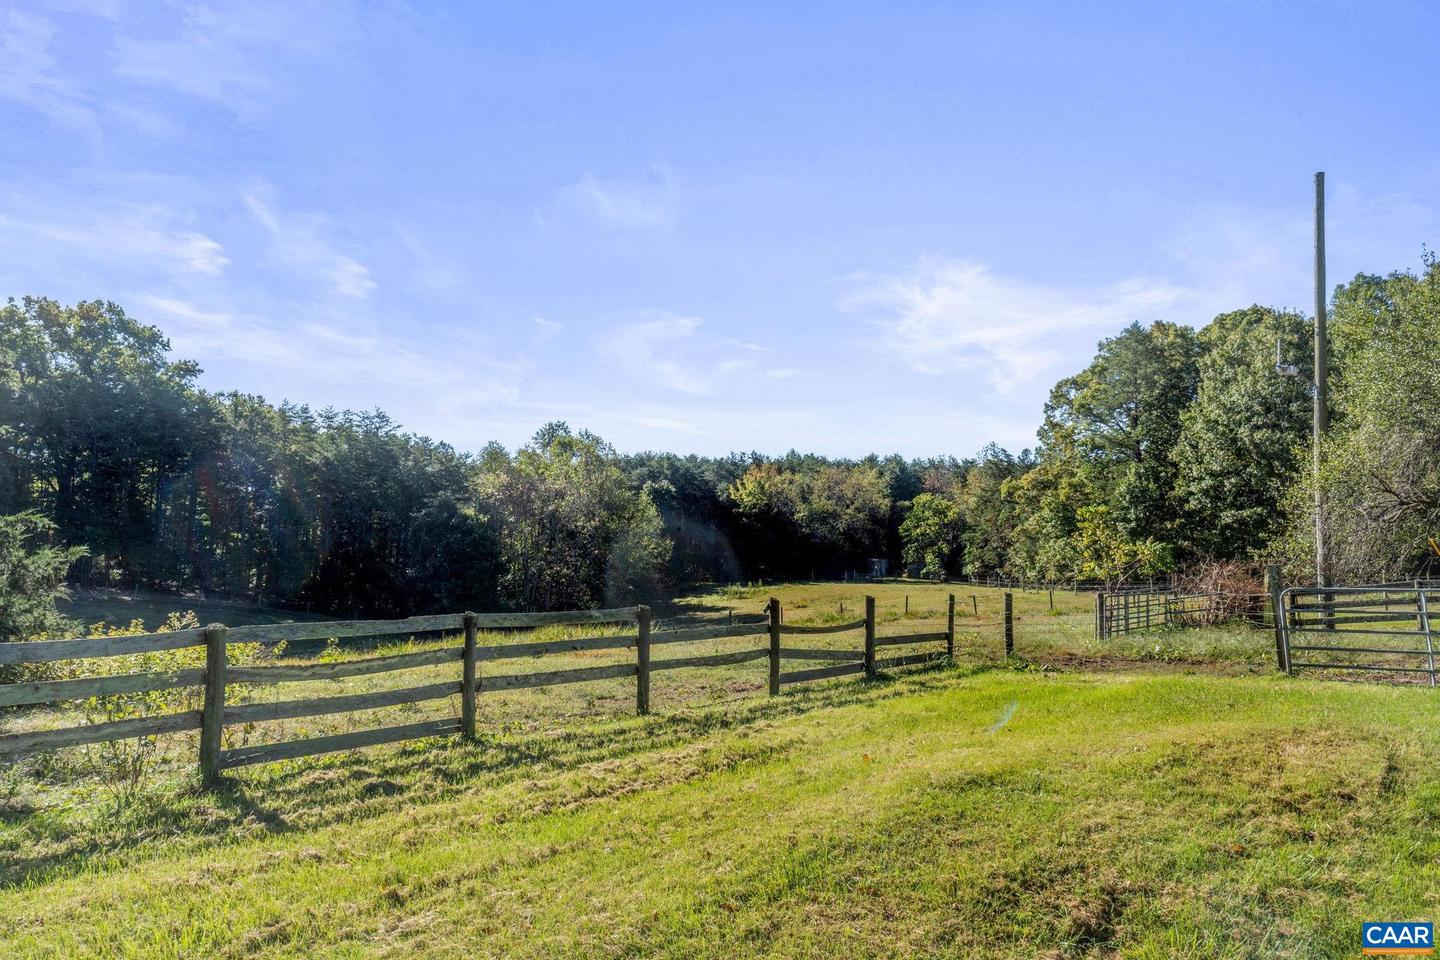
<box><xmin>1313</xmin><ymin>172</ymin><xmax>1329</xmax><ymax>588</ymax></box>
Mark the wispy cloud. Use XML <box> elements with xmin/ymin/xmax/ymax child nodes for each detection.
<box><xmin>555</xmin><ymin>168</ymin><xmax>680</xmax><ymax>231</ymax></box>
<box><xmin>244</xmin><ymin>189</ymin><xmax>375</xmax><ymax>299</ymax></box>
<box><xmin>138</xmin><ymin>294</ymin><xmax>522</xmax><ymax>403</ymax></box>
<box><xmin>601</xmin><ymin>312</ymin><xmax>710</xmax><ymax>393</ymax></box>
<box><xmin>112</xmin><ymin>1</ymin><xmax>350</xmax><ymax>114</ymax></box>
<box><xmin>597</xmin><ymin>311</ymin><xmax>790</xmax><ymax>394</ymax></box>
<box><xmin>0</xmin><ymin>202</ymin><xmax>229</xmax><ymax>278</ymax></box>
<box><xmin>0</xmin><ymin>9</ymin><xmax>97</xmax><ymax>133</ymax></box>
<box><xmin>845</xmin><ymin>258</ymin><xmax>1219</xmax><ymax>389</ymax></box>
<box><xmin>532</xmin><ymin>317</ymin><xmax>563</xmax><ymax>342</ymax></box>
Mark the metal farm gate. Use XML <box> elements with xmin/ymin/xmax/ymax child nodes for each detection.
<box><xmin>1280</xmin><ymin>583</ymin><xmax>1440</xmax><ymax>685</ymax></box>
<box><xmin>1095</xmin><ymin>590</ymin><xmax>1241</xmax><ymax>639</ymax></box>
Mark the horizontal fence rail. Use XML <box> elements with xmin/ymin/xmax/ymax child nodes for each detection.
<box><xmin>958</xmin><ymin>575</ymin><xmax>1130</xmax><ymax>593</ymax></box>
<box><xmin>0</xmin><ymin>593</ymin><xmax>989</xmax><ymax>779</ymax></box>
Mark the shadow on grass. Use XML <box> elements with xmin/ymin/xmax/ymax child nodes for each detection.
<box><xmin>0</xmin><ymin>660</ymin><xmax>1004</xmax><ymax>890</ymax></box>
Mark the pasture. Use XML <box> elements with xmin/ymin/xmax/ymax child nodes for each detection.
<box><xmin>57</xmin><ymin>589</ymin><xmax>335</xmax><ymax>631</ymax></box>
<box><xmin>2</xmin><ymin>583</ymin><xmax>1428</xmax><ymax>958</ymax></box>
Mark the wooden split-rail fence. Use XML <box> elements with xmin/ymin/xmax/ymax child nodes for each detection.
<box><xmin>0</xmin><ymin>593</ymin><xmax>984</xmax><ymax>782</ymax></box>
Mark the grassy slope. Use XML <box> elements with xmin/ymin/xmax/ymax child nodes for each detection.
<box><xmin>4</xmin><ymin>665</ymin><xmax>1439</xmax><ymax>959</ymax></box>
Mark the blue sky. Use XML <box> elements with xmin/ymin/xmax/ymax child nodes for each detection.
<box><xmin>2</xmin><ymin>1</ymin><xmax>1436</xmax><ymax>458</ymax></box>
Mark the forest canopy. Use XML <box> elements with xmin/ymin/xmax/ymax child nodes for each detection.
<box><xmin>2</xmin><ymin>256</ymin><xmax>1436</xmax><ymax>616</ymax></box>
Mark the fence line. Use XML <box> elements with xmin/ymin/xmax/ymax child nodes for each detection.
<box><xmin>959</xmin><ymin>575</ymin><xmax>1159</xmax><ymax>594</ymax></box>
<box><xmin>0</xmin><ymin>592</ymin><xmax>1009</xmax><ymax>781</ymax></box>
<box><xmin>1094</xmin><ymin>590</ymin><xmax>1267</xmax><ymax>639</ymax></box>
<box><xmin>1280</xmin><ymin>583</ymin><xmax>1440</xmax><ymax>684</ymax></box>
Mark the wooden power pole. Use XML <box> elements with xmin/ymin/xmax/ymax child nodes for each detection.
<box><xmin>1313</xmin><ymin>171</ymin><xmax>1329</xmax><ymax>588</ymax></box>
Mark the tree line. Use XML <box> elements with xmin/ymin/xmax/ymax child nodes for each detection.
<box><xmin>2</xmin><ymin>256</ymin><xmax>1436</xmax><ymax>620</ymax></box>
<box><xmin>899</xmin><ymin>254</ymin><xmax>1440</xmax><ymax>586</ymax></box>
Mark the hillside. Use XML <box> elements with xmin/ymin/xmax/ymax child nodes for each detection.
<box><xmin>4</xmin><ymin>664</ymin><xmax>1437</xmax><ymax>958</ymax></box>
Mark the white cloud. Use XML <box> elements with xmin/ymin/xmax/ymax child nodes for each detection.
<box><xmin>139</xmin><ymin>227</ymin><xmax>229</xmax><ymax>275</ymax></box>
<box><xmin>46</xmin><ymin>0</ymin><xmax>126</xmax><ymax>19</ymax></box>
<box><xmin>532</xmin><ymin>317</ymin><xmax>563</xmax><ymax>342</ymax></box>
<box><xmin>138</xmin><ymin>294</ymin><xmax>503</xmax><ymax>396</ymax></box>
<box><xmin>556</xmin><ymin>168</ymin><xmax>679</xmax><ymax>231</ymax></box>
<box><xmin>112</xmin><ymin>1</ymin><xmax>349</xmax><ymax>114</ymax></box>
<box><xmin>244</xmin><ymin>190</ymin><xmax>375</xmax><ymax>299</ymax></box>
<box><xmin>845</xmin><ymin>258</ymin><xmax>1222</xmax><ymax>389</ymax></box>
<box><xmin>0</xmin><ymin>10</ymin><xmax>97</xmax><ymax>133</ymax></box>
<box><xmin>1167</xmin><ymin>187</ymin><xmax>1437</xmax><ymax>316</ymax></box>
<box><xmin>595</xmin><ymin>311</ymin><xmax>794</xmax><ymax>396</ymax></box>
<box><xmin>138</xmin><ymin>295</ymin><xmax>231</xmax><ymax>329</ymax></box>
<box><xmin>0</xmin><ymin>203</ymin><xmax>229</xmax><ymax>277</ymax></box>
<box><xmin>600</xmin><ymin>312</ymin><xmax>712</xmax><ymax>394</ymax></box>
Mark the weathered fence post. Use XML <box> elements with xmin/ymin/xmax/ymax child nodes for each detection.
<box><xmin>971</xmin><ymin>594</ymin><xmax>978</xmax><ymax>616</ymax></box>
<box><xmin>636</xmin><ymin>605</ymin><xmax>651</xmax><ymax>715</ymax></box>
<box><xmin>864</xmin><ymin>595</ymin><xmax>877</xmax><ymax>678</ymax></box>
<box><xmin>199</xmin><ymin>623</ymin><xmax>228</xmax><ymax>785</ymax></box>
<box><xmin>1265</xmin><ymin>565</ymin><xmax>1286</xmax><ymax>672</ymax></box>
<box><xmin>1003</xmin><ymin>593</ymin><xmax>1014</xmax><ymax>657</ymax></box>
<box><xmin>461</xmin><ymin>612</ymin><xmax>478</xmax><ymax>739</ymax></box>
<box><xmin>1096</xmin><ymin>592</ymin><xmax>1107</xmax><ymax>640</ymax></box>
<box><xmin>946</xmin><ymin>593</ymin><xmax>955</xmax><ymax>659</ymax></box>
<box><xmin>767</xmin><ymin>597</ymin><xmax>781</xmax><ymax>696</ymax></box>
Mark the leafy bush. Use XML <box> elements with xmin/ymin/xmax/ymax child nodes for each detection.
<box><xmin>0</xmin><ymin>511</ymin><xmax>86</xmax><ymax>683</ymax></box>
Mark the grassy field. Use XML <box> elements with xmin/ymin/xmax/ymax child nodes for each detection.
<box><xmin>4</xmin><ymin>666</ymin><xmax>1440</xmax><ymax>958</ymax></box>
<box><xmin>6</xmin><ymin>581</ymin><xmax>1421</xmax><ymax>958</ymax></box>
<box><xmin>4</xmin><ymin>582</ymin><xmax>1274</xmax><ymax>795</ymax></box>
<box><xmin>670</xmin><ymin>579</ymin><xmax>1275</xmax><ymax>668</ymax></box>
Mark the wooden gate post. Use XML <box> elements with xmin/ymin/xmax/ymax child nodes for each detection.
<box><xmin>767</xmin><ymin>598</ymin><xmax>781</xmax><ymax>695</ymax></box>
<box><xmin>1003</xmin><ymin>593</ymin><xmax>1014</xmax><ymax>657</ymax></box>
<box><xmin>1265</xmin><ymin>565</ymin><xmax>1286</xmax><ymax>672</ymax></box>
<box><xmin>199</xmin><ymin>623</ymin><xmax>228</xmax><ymax>785</ymax></box>
<box><xmin>1096</xmin><ymin>592</ymin><xmax>1106</xmax><ymax>639</ymax></box>
<box><xmin>636</xmin><ymin>605</ymin><xmax>651</xmax><ymax>715</ymax></box>
<box><xmin>946</xmin><ymin>593</ymin><xmax>955</xmax><ymax>660</ymax></box>
<box><xmin>461</xmin><ymin>612</ymin><xmax>478</xmax><ymax>739</ymax></box>
<box><xmin>864</xmin><ymin>595</ymin><xmax>877</xmax><ymax>678</ymax></box>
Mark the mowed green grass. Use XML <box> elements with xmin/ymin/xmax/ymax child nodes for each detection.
<box><xmin>0</xmin><ymin>582</ymin><xmax>1400</xmax><ymax>957</ymax></box>
<box><xmin>4</xmin><ymin>664</ymin><xmax>1440</xmax><ymax>959</ymax></box>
